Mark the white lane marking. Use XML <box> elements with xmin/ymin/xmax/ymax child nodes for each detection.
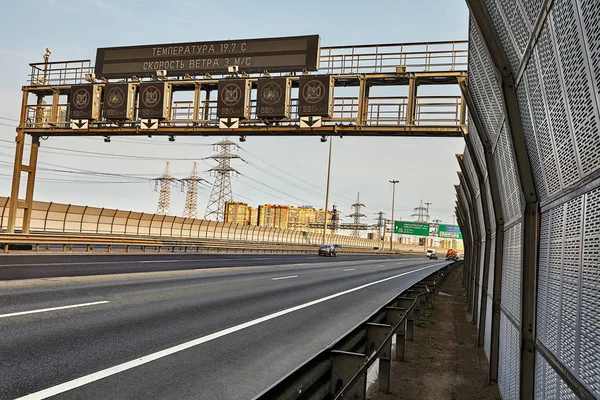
<box><xmin>343</xmin><ymin>268</ymin><xmax>355</xmax><ymax>271</ymax></box>
<box><xmin>376</xmin><ymin>265</ymin><xmax>385</xmax><ymax>268</ymax></box>
<box><xmin>271</xmin><ymin>275</ymin><xmax>298</xmax><ymax>281</ymax></box>
<box><xmin>0</xmin><ymin>301</ymin><xmax>109</xmax><ymax>319</ymax></box>
<box><xmin>16</xmin><ymin>263</ymin><xmax>442</xmax><ymax>400</ymax></box>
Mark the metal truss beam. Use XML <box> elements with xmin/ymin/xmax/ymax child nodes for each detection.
<box><xmin>17</xmin><ymin>125</ymin><xmax>463</xmax><ymax>138</ymax></box>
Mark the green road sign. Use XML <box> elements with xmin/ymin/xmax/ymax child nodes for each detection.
<box><xmin>394</xmin><ymin>221</ymin><xmax>430</xmax><ymax>236</ymax></box>
<box><xmin>438</xmin><ymin>224</ymin><xmax>463</xmax><ymax>239</ymax></box>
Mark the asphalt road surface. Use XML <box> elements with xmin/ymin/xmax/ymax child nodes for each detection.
<box><xmin>0</xmin><ymin>253</ymin><xmax>449</xmax><ymax>399</ymax></box>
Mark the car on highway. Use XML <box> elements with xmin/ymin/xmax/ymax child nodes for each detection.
<box><xmin>318</xmin><ymin>244</ymin><xmax>337</xmax><ymax>257</ymax></box>
<box><xmin>426</xmin><ymin>248</ymin><xmax>435</xmax><ymax>258</ymax></box>
<box><xmin>446</xmin><ymin>249</ymin><xmax>459</xmax><ymax>261</ymax></box>
<box><xmin>428</xmin><ymin>251</ymin><xmax>438</xmax><ymax>260</ymax></box>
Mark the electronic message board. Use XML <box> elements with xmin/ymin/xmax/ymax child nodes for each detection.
<box><xmin>95</xmin><ymin>35</ymin><xmax>320</xmax><ymax>78</ymax></box>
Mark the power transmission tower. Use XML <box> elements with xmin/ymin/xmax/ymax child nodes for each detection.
<box><xmin>375</xmin><ymin>210</ymin><xmax>386</xmax><ymax>239</ymax></box>
<box><xmin>330</xmin><ymin>204</ymin><xmax>340</xmax><ymax>233</ymax></box>
<box><xmin>153</xmin><ymin>162</ymin><xmax>178</xmax><ymax>216</ymax></box>
<box><xmin>411</xmin><ymin>199</ymin><xmax>430</xmax><ymax>222</ymax></box>
<box><xmin>182</xmin><ymin>162</ymin><xmax>205</xmax><ymax>219</ymax></box>
<box><xmin>204</xmin><ymin>138</ymin><xmax>242</xmax><ymax>221</ymax></box>
<box><xmin>347</xmin><ymin>192</ymin><xmax>366</xmax><ymax>237</ymax></box>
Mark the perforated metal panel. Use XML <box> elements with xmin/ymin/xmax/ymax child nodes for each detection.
<box><xmin>581</xmin><ymin>186</ymin><xmax>600</xmax><ymax>394</ymax></box>
<box><xmin>551</xmin><ymin>0</ymin><xmax>600</xmax><ymax>177</ymax></box>
<box><xmin>484</xmin><ymin>296</ymin><xmax>493</xmax><ymax>359</ymax></box>
<box><xmin>463</xmin><ymin>149</ymin><xmax>481</xmax><ymax>198</ymax></box>
<box><xmin>494</xmin><ymin>124</ymin><xmax>523</xmax><ymax>224</ymax></box>
<box><xmin>497</xmin><ymin>0</ymin><xmax>532</xmax><ymax>60</ymax></box>
<box><xmin>501</xmin><ymin>223</ymin><xmax>523</xmax><ymax>323</ymax></box>
<box><xmin>488</xmin><ymin>234</ymin><xmax>496</xmax><ymax>298</ymax></box>
<box><xmin>478</xmin><ymin>227</ymin><xmax>486</xmax><ymax>328</ymax></box>
<box><xmin>535</xmin><ymin>22</ymin><xmax>581</xmax><ymax>188</ymax></box>
<box><xmin>498</xmin><ymin>313</ymin><xmax>520</xmax><ymax>399</ymax></box>
<box><xmin>484</xmin><ymin>233</ymin><xmax>496</xmax><ymax>359</ymax></box>
<box><xmin>521</xmin><ymin>0</ymin><xmax>543</xmax><ymax>26</ymax></box>
<box><xmin>580</xmin><ymin>0</ymin><xmax>600</xmax><ymax>105</ymax></box>
<box><xmin>546</xmin><ymin>205</ymin><xmax>563</xmax><ymax>355</ymax></box>
<box><xmin>483</xmin><ymin>0</ymin><xmax>524</xmax><ymax>73</ymax></box>
<box><xmin>485</xmin><ymin>178</ymin><xmax>497</xmax><ymax>234</ymax></box>
<box><xmin>535</xmin><ymin>350</ymin><xmax>579</xmax><ymax>399</ymax></box>
<box><xmin>560</xmin><ymin>196</ymin><xmax>583</xmax><ymax>372</ymax></box>
<box><xmin>537</xmin><ymin>210</ymin><xmax>550</xmax><ymax>345</ymax></box>
<box><xmin>468</xmin><ymin>20</ymin><xmax>504</xmax><ymax>144</ymax></box>
<box><xmin>467</xmin><ymin>116</ymin><xmax>488</xmax><ymax>179</ymax></box>
<box><xmin>517</xmin><ymin>72</ymin><xmax>549</xmax><ymax>201</ymax></box>
<box><xmin>523</xmin><ymin>51</ymin><xmax>564</xmax><ymax>197</ymax></box>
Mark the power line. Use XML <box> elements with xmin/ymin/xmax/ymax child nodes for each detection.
<box><xmin>241</xmin><ymin>174</ymin><xmax>316</xmax><ymax>206</ymax></box>
<box><xmin>0</xmin><ymin>139</ymin><xmax>203</xmax><ymax>161</ymax></box>
<box><xmin>240</xmin><ymin>147</ymin><xmax>358</xmax><ymax>204</ymax></box>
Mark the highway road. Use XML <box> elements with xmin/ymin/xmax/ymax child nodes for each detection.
<box><xmin>0</xmin><ymin>253</ymin><xmax>449</xmax><ymax>399</ymax></box>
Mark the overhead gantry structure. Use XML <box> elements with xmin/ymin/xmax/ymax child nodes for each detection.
<box><xmin>7</xmin><ymin>38</ymin><xmax>467</xmax><ymax>233</ymax></box>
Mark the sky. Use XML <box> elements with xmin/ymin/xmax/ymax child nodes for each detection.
<box><xmin>0</xmin><ymin>0</ymin><xmax>470</xmax><ymax>230</ymax></box>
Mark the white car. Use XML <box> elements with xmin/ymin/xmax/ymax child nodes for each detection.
<box><xmin>426</xmin><ymin>248</ymin><xmax>435</xmax><ymax>258</ymax></box>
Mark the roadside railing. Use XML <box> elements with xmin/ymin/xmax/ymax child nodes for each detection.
<box><xmin>254</xmin><ymin>263</ymin><xmax>453</xmax><ymax>400</ymax></box>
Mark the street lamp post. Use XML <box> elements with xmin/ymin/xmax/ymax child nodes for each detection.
<box><xmin>424</xmin><ymin>202</ymin><xmax>432</xmax><ymax>247</ymax></box>
<box><xmin>389</xmin><ymin>180</ymin><xmax>399</xmax><ymax>251</ymax></box>
<box><xmin>322</xmin><ymin>137</ymin><xmax>333</xmax><ymax>244</ymax></box>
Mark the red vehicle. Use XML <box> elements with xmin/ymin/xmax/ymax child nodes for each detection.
<box><xmin>446</xmin><ymin>249</ymin><xmax>459</xmax><ymax>261</ymax></box>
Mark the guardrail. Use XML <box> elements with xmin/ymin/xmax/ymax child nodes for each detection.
<box><xmin>0</xmin><ymin>233</ymin><xmax>408</xmax><ymax>256</ymax></box>
<box><xmin>254</xmin><ymin>263</ymin><xmax>453</xmax><ymax>400</ymax></box>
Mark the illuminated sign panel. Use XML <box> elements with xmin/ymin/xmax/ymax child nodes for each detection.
<box><xmin>69</xmin><ymin>85</ymin><xmax>101</xmax><ymax>120</ymax></box>
<box><xmin>138</xmin><ymin>82</ymin><xmax>171</xmax><ymax>119</ymax></box>
<box><xmin>256</xmin><ymin>78</ymin><xmax>291</xmax><ymax>119</ymax></box>
<box><xmin>297</xmin><ymin>75</ymin><xmax>333</xmax><ymax>117</ymax></box>
<box><xmin>102</xmin><ymin>83</ymin><xmax>135</xmax><ymax>120</ymax></box>
<box><xmin>217</xmin><ymin>79</ymin><xmax>251</xmax><ymax>119</ymax></box>
<box><xmin>95</xmin><ymin>35</ymin><xmax>320</xmax><ymax>78</ymax></box>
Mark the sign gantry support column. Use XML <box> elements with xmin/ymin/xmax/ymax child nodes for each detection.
<box><xmin>8</xmin><ymin>89</ymin><xmax>41</xmax><ymax>234</ymax></box>
<box><xmin>406</xmin><ymin>77</ymin><xmax>418</xmax><ymax>126</ymax></box>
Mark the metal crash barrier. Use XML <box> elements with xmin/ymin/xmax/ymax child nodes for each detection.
<box><xmin>254</xmin><ymin>263</ymin><xmax>454</xmax><ymax>400</ymax></box>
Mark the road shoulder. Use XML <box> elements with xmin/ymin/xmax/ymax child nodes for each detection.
<box><xmin>369</xmin><ymin>264</ymin><xmax>500</xmax><ymax>400</ymax></box>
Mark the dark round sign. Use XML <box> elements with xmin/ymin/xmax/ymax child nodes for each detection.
<box><xmin>221</xmin><ymin>83</ymin><xmax>242</xmax><ymax>106</ymax></box>
<box><xmin>106</xmin><ymin>86</ymin><xmax>125</xmax><ymax>108</ymax></box>
<box><xmin>302</xmin><ymin>80</ymin><xmax>326</xmax><ymax>104</ymax></box>
<box><xmin>141</xmin><ymin>85</ymin><xmax>161</xmax><ymax>108</ymax></box>
<box><xmin>72</xmin><ymin>88</ymin><xmax>91</xmax><ymax>109</ymax></box>
<box><xmin>260</xmin><ymin>82</ymin><xmax>282</xmax><ymax>105</ymax></box>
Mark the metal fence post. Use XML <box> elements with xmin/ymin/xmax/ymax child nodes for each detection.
<box><xmin>330</xmin><ymin>350</ymin><xmax>366</xmax><ymax>400</ymax></box>
<box><xmin>366</xmin><ymin>323</ymin><xmax>392</xmax><ymax>393</ymax></box>
<box><xmin>396</xmin><ymin>319</ymin><xmax>407</xmax><ymax>361</ymax></box>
